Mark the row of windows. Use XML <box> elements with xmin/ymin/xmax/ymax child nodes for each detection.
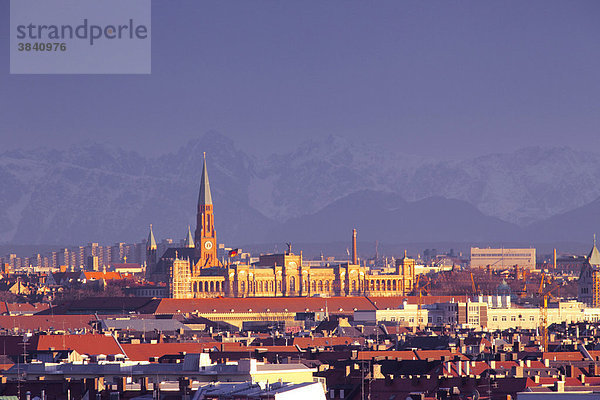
<box><xmin>491</xmin><ymin>315</ymin><xmax>537</xmax><ymax>322</ymax></box>
<box><xmin>380</xmin><ymin>316</ymin><xmax>457</xmax><ymax>323</ymax></box>
<box><xmin>382</xmin><ymin>316</ymin><xmax>424</xmax><ymax>323</ymax></box>
<box><xmin>193</xmin><ymin>276</ymin><xmax>412</xmax><ymax>294</ymax></box>
<box><xmin>232</xmin><ymin>278</ymin><xmax>410</xmax><ymax>293</ymax></box>
<box><xmin>194</xmin><ymin>280</ymin><xmax>223</xmax><ymax>292</ymax></box>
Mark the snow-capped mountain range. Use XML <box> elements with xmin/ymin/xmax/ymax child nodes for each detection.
<box><xmin>1</xmin><ymin>131</ymin><xmax>600</xmax><ymax>246</ymax></box>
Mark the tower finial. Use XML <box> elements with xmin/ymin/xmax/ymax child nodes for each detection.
<box><xmin>198</xmin><ymin>152</ymin><xmax>213</xmax><ymax>206</ymax></box>
<box><xmin>184</xmin><ymin>225</ymin><xmax>195</xmax><ymax>248</ymax></box>
<box><xmin>147</xmin><ymin>224</ymin><xmax>157</xmax><ymax>250</ymax></box>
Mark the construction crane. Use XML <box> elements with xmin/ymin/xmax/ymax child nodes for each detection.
<box><xmin>470</xmin><ymin>272</ymin><xmax>479</xmax><ymax>295</ymax></box>
<box><xmin>538</xmin><ymin>274</ymin><xmax>560</xmax><ymax>352</ymax></box>
<box><xmin>414</xmin><ymin>275</ymin><xmax>431</xmax><ymax>328</ymax></box>
<box><xmin>517</xmin><ymin>282</ymin><xmax>528</xmax><ymax>299</ymax></box>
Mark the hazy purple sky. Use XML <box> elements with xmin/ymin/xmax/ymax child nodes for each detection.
<box><xmin>1</xmin><ymin>1</ymin><xmax>599</xmax><ymax>158</ymax></box>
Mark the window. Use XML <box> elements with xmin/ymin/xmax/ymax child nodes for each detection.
<box><xmin>501</xmin><ymin>316</ymin><xmax>507</xmax><ymax>321</ymax></box>
<box><xmin>492</xmin><ymin>316</ymin><xmax>498</xmax><ymax>321</ymax></box>
<box><xmin>511</xmin><ymin>316</ymin><xmax>516</xmax><ymax>322</ymax></box>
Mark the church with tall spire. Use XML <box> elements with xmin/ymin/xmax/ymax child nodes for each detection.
<box><xmin>145</xmin><ymin>153</ymin><xmax>412</xmax><ymax>299</ymax></box>
<box><xmin>145</xmin><ymin>224</ymin><xmax>157</xmax><ymax>274</ymax></box>
<box><xmin>578</xmin><ymin>235</ymin><xmax>600</xmax><ymax>306</ymax></box>
<box><xmin>194</xmin><ymin>152</ymin><xmax>217</xmax><ymax>272</ymax></box>
<box><xmin>145</xmin><ymin>153</ymin><xmax>220</xmax><ymax>285</ymax></box>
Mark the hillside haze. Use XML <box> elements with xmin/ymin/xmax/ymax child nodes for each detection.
<box><xmin>1</xmin><ymin>132</ymin><xmax>600</xmax><ymax>247</ymax></box>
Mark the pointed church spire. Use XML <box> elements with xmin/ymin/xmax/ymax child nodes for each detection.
<box><xmin>147</xmin><ymin>224</ymin><xmax>157</xmax><ymax>250</ymax></box>
<box><xmin>589</xmin><ymin>234</ymin><xmax>600</xmax><ymax>267</ymax></box>
<box><xmin>184</xmin><ymin>226</ymin><xmax>195</xmax><ymax>248</ymax></box>
<box><xmin>198</xmin><ymin>152</ymin><xmax>213</xmax><ymax>206</ymax></box>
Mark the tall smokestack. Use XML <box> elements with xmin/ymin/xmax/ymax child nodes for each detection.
<box><xmin>553</xmin><ymin>248</ymin><xmax>557</xmax><ymax>270</ymax></box>
<box><xmin>352</xmin><ymin>229</ymin><xmax>358</xmax><ymax>265</ymax></box>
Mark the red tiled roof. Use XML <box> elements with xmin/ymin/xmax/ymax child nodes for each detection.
<box><xmin>0</xmin><ymin>302</ymin><xmax>50</xmax><ymax>315</ymax></box>
<box><xmin>145</xmin><ymin>296</ymin><xmax>376</xmax><ymax>315</ymax></box>
<box><xmin>82</xmin><ymin>272</ymin><xmax>124</xmax><ymax>281</ymax></box>
<box><xmin>0</xmin><ymin>315</ymin><xmax>94</xmax><ymax>332</ymax></box>
<box><xmin>369</xmin><ymin>296</ymin><xmax>469</xmax><ymax>309</ymax></box>
<box><xmin>0</xmin><ymin>363</ymin><xmax>14</xmax><ymax>371</ymax></box>
<box><xmin>493</xmin><ymin>361</ymin><xmax>519</xmax><ymax>372</ymax></box>
<box><xmin>583</xmin><ymin>377</ymin><xmax>600</xmax><ymax>385</ymax></box>
<box><xmin>36</xmin><ymin>334</ymin><xmax>122</xmax><ymax>356</ymax></box>
<box><xmin>383</xmin><ymin>326</ymin><xmax>411</xmax><ymax>335</ymax></box>
<box><xmin>470</xmin><ymin>361</ymin><xmax>490</xmax><ymax>376</ymax></box>
<box><xmin>532</xmin><ymin>377</ymin><xmax>557</xmax><ymax>386</ymax></box>
<box><xmin>356</xmin><ymin>351</ymin><xmax>417</xmax><ymax>360</ymax></box>
<box><xmin>292</xmin><ymin>336</ymin><xmax>363</xmax><ymax>348</ymax></box>
<box><xmin>526</xmin><ymin>360</ymin><xmax>546</xmax><ymax>369</ymax></box>
<box><xmin>542</xmin><ymin>352</ymin><xmax>584</xmax><ymax>361</ymax></box>
<box><xmin>564</xmin><ymin>377</ymin><xmax>585</xmax><ymax>387</ymax></box>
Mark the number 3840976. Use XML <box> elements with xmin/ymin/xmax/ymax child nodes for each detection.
<box><xmin>18</xmin><ymin>42</ymin><xmax>66</xmax><ymax>51</ymax></box>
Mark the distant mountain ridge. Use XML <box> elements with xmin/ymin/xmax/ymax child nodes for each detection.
<box><xmin>1</xmin><ymin>131</ymin><xmax>599</xmax><ymax>246</ymax></box>
<box><xmin>266</xmin><ymin>190</ymin><xmax>520</xmax><ymax>243</ymax></box>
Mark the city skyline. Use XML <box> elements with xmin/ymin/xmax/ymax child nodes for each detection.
<box><xmin>2</xmin><ymin>2</ymin><xmax>600</xmax><ymax>397</ymax></box>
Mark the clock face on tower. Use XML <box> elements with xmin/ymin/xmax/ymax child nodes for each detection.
<box><xmin>204</xmin><ymin>241</ymin><xmax>213</xmax><ymax>250</ymax></box>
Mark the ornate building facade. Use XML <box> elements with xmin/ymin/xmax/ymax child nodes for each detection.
<box><xmin>146</xmin><ymin>155</ymin><xmax>415</xmax><ymax>299</ymax></box>
<box><xmin>578</xmin><ymin>236</ymin><xmax>600</xmax><ymax>307</ymax></box>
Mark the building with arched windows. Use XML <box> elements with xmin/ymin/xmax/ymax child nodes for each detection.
<box><xmin>146</xmin><ymin>155</ymin><xmax>414</xmax><ymax>299</ymax></box>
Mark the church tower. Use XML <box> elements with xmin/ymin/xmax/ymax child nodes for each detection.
<box><xmin>184</xmin><ymin>226</ymin><xmax>195</xmax><ymax>248</ymax></box>
<box><xmin>146</xmin><ymin>224</ymin><xmax>157</xmax><ymax>278</ymax></box>
<box><xmin>578</xmin><ymin>235</ymin><xmax>600</xmax><ymax>306</ymax></box>
<box><xmin>194</xmin><ymin>153</ymin><xmax>217</xmax><ymax>270</ymax></box>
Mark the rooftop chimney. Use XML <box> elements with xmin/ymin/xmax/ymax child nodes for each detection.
<box><xmin>554</xmin><ymin>380</ymin><xmax>565</xmax><ymax>392</ymax></box>
<box><xmin>352</xmin><ymin>229</ymin><xmax>358</xmax><ymax>265</ymax></box>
